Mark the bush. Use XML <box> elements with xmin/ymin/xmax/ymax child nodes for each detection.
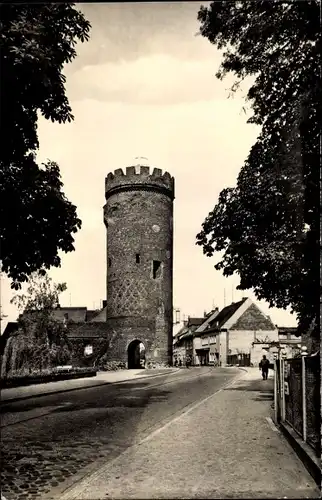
<box><xmin>1</xmin><ymin>367</ymin><xmax>97</xmax><ymax>388</ymax></box>
<box><xmin>99</xmin><ymin>361</ymin><xmax>126</xmax><ymax>371</ymax></box>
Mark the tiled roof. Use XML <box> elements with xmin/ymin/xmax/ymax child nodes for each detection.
<box><xmin>86</xmin><ymin>310</ymin><xmax>100</xmax><ymax>321</ymax></box>
<box><xmin>207</xmin><ymin>298</ymin><xmax>248</xmax><ymax>330</ymax></box>
<box><xmin>187</xmin><ymin>318</ymin><xmax>204</xmax><ymax>327</ymax></box>
<box><xmin>89</xmin><ymin>307</ymin><xmax>107</xmax><ymax>322</ymax></box>
<box><xmin>278</xmin><ymin>326</ymin><xmax>298</xmax><ymax>335</ymax></box>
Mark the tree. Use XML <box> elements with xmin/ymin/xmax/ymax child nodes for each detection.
<box><xmin>196</xmin><ymin>1</ymin><xmax>319</xmax><ymax>336</ymax></box>
<box><xmin>11</xmin><ymin>272</ymin><xmax>69</xmax><ymax>348</ymax></box>
<box><xmin>0</xmin><ymin>4</ymin><xmax>91</xmax><ymax>289</ymax></box>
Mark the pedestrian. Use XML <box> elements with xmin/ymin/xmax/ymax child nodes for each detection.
<box><xmin>259</xmin><ymin>355</ymin><xmax>270</xmax><ymax>380</ymax></box>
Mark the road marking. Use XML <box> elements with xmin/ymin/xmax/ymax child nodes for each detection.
<box><xmin>60</xmin><ymin>372</ymin><xmax>243</xmax><ymax>500</ymax></box>
<box><xmin>266</xmin><ymin>416</ymin><xmax>280</xmax><ymax>432</ymax></box>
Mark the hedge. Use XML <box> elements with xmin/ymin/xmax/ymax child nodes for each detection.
<box><xmin>1</xmin><ymin>367</ymin><xmax>97</xmax><ymax>389</ymax></box>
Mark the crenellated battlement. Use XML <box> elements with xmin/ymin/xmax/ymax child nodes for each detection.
<box><xmin>105</xmin><ymin>165</ymin><xmax>175</xmax><ymax>200</ymax></box>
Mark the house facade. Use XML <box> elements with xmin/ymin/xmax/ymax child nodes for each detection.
<box><xmin>193</xmin><ymin>298</ymin><xmax>278</xmax><ymax>367</ymax></box>
<box><xmin>173</xmin><ymin>317</ymin><xmax>204</xmax><ymax>366</ymax></box>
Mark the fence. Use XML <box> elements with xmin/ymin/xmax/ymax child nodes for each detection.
<box><xmin>275</xmin><ymin>354</ymin><xmax>320</xmax><ymax>456</ymax></box>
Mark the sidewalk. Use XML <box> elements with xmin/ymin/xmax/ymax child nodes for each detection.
<box><xmin>1</xmin><ymin>368</ymin><xmax>180</xmax><ymax>403</ymax></box>
<box><xmin>60</xmin><ymin>367</ymin><xmax>319</xmax><ymax>499</ymax></box>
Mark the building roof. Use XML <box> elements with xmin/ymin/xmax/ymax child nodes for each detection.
<box><xmin>89</xmin><ymin>307</ymin><xmax>107</xmax><ymax>322</ymax></box>
<box><xmin>207</xmin><ymin>298</ymin><xmax>248</xmax><ymax>331</ymax></box>
<box><xmin>278</xmin><ymin>326</ymin><xmax>299</xmax><ymax>335</ymax></box>
<box><xmin>195</xmin><ymin>309</ymin><xmax>219</xmax><ymax>334</ymax></box>
<box><xmin>52</xmin><ymin>307</ymin><xmax>88</xmax><ymax>323</ymax></box>
<box><xmin>187</xmin><ymin>317</ymin><xmax>204</xmax><ymax>327</ymax></box>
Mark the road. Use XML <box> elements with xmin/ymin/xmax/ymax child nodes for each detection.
<box><xmin>1</xmin><ymin>367</ymin><xmax>237</xmax><ymax>500</ymax></box>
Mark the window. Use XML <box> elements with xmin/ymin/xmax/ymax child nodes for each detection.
<box><xmin>152</xmin><ymin>260</ymin><xmax>162</xmax><ymax>279</ymax></box>
<box><xmin>84</xmin><ymin>345</ymin><xmax>93</xmax><ymax>356</ymax></box>
<box><xmin>108</xmin><ymin>258</ymin><xmax>112</xmax><ymax>267</ymax></box>
<box><xmin>136</xmin><ymin>253</ymin><xmax>140</xmax><ymax>264</ymax></box>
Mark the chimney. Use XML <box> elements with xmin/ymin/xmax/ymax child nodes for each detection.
<box><xmin>102</xmin><ymin>300</ymin><xmax>107</xmax><ymax>309</ymax></box>
<box><xmin>204</xmin><ymin>310</ymin><xmax>207</xmax><ymax>318</ymax></box>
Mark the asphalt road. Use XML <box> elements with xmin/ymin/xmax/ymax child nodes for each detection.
<box><xmin>1</xmin><ymin>367</ymin><xmax>238</xmax><ymax>500</ymax></box>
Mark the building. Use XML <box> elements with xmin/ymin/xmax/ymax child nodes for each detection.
<box><xmin>193</xmin><ymin>298</ymin><xmax>278</xmax><ymax>366</ymax></box>
<box><xmin>173</xmin><ymin>317</ymin><xmax>204</xmax><ymax>366</ymax></box>
<box><xmin>103</xmin><ymin>163</ymin><xmax>175</xmax><ymax>368</ymax></box>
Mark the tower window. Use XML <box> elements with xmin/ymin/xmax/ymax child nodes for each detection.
<box><xmin>152</xmin><ymin>260</ymin><xmax>162</xmax><ymax>279</ymax></box>
<box><xmin>136</xmin><ymin>253</ymin><xmax>140</xmax><ymax>264</ymax></box>
<box><xmin>108</xmin><ymin>258</ymin><xmax>112</xmax><ymax>267</ymax></box>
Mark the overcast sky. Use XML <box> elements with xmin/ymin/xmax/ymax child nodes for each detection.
<box><xmin>1</xmin><ymin>2</ymin><xmax>297</xmax><ymax>331</ymax></box>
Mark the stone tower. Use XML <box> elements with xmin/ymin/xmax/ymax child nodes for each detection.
<box><xmin>103</xmin><ymin>162</ymin><xmax>175</xmax><ymax>368</ymax></box>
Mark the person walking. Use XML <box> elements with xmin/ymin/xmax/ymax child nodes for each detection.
<box><xmin>259</xmin><ymin>355</ymin><xmax>270</xmax><ymax>380</ymax></box>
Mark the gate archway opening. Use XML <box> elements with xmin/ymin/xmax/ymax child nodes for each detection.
<box><xmin>128</xmin><ymin>340</ymin><xmax>145</xmax><ymax>369</ymax></box>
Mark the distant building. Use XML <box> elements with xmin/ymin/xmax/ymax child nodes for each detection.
<box><xmin>173</xmin><ymin>316</ymin><xmax>204</xmax><ymax>366</ymax></box>
<box><xmin>193</xmin><ymin>298</ymin><xmax>278</xmax><ymax>366</ymax></box>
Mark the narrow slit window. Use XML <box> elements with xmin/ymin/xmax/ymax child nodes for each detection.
<box><xmin>152</xmin><ymin>260</ymin><xmax>162</xmax><ymax>279</ymax></box>
<box><xmin>136</xmin><ymin>254</ymin><xmax>140</xmax><ymax>264</ymax></box>
<box><xmin>108</xmin><ymin>258</ymin><xmax>112</xmax><ymax>267</ymax></box>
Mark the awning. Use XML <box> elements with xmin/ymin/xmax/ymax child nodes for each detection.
<box><xmin>196</xmin><ymin>348</ymin><xmax>210</xmax><ymax>352</ymax></box>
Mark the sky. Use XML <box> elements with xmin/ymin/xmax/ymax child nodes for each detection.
<box><xmin>0</xmin><ymin>2</ymin><xmax>297</xmax><ymax>332</ymax></box>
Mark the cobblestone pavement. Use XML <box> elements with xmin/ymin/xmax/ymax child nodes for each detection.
<box><xmin>61</xmin><ymin>370</ymin><xmax>320</xmax><ymax>500</ymax></box>
<box><xmin>1</xmin><ymin>367</ymin><xmax>233</xmax><ymax>500</ymax></box>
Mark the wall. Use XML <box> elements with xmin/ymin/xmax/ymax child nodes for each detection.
<box><xmin>219</xmin><ymin>331</ymin><xmax>228</xmax><ymax>365</ymax></box>
<box><xmin>229</xmin><ymin>330</ymin><xmax>278</xmax><ymax>366</ymax></box>
<box><xmin>193</xmin><ymin>336</ymin><xmax>202</xmax><ymax>365</ymax></box>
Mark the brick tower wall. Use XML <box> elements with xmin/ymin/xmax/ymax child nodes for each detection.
<box><xmin>103</xmin><ymin>165</ymin><xmax>175</xmax><ymax>367</ymax></box>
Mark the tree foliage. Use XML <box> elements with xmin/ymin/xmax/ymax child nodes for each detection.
<box><xmin>11</xmin><ymin>272</ymin><xmax>69</xmax><ymax>348</ymax></box>
<box><xmin>0</xmin><ymin>4</ymin><xmax>91</xmax><ymax>288</ymax></box>
<box><xmin>196</xmin><ymin>1</ymin><xmax>319</xmax><ymax>333</ymax></box>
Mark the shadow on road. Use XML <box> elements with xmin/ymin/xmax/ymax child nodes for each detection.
<box><xmin>224</xmin><ymin>378</ymin><xmax>274</xmax><ymax>402</ymax></box>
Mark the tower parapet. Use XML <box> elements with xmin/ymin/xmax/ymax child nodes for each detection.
<box><xmin>105</xmin><ymin>166</ymin><xmax>175</xmax><ymax>201</ymax></box>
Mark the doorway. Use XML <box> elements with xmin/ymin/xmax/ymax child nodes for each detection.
<box><xmin>128</xmin><ymin>340</ymin><xmax>145</xmax><ymax>369</ymax></box>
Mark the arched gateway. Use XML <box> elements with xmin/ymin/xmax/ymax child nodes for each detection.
<box><xmin>128</xmin><ymin>339</ymin><xmax>145</xmax><ymax>369</ymax></box>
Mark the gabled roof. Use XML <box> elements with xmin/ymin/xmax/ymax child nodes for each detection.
<box><xmin>195</xmin><ymin>309</ymin><xmax>219</xmax><ymax>334</ymax></box>
<box><xmin>212</xmin><ymin>298</ymin><xmax>248</xmax><ymax>329</ymax></box>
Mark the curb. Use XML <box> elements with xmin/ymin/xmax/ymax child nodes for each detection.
<box><xmin>1</xmin><ymin>368</ymin><xmax>181</xmax><ymax>405</ymax></box>
<box><xmin>279</xmin><ymin>421</ymin><xmax>321</xmax><ymax>485</ymax></box>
